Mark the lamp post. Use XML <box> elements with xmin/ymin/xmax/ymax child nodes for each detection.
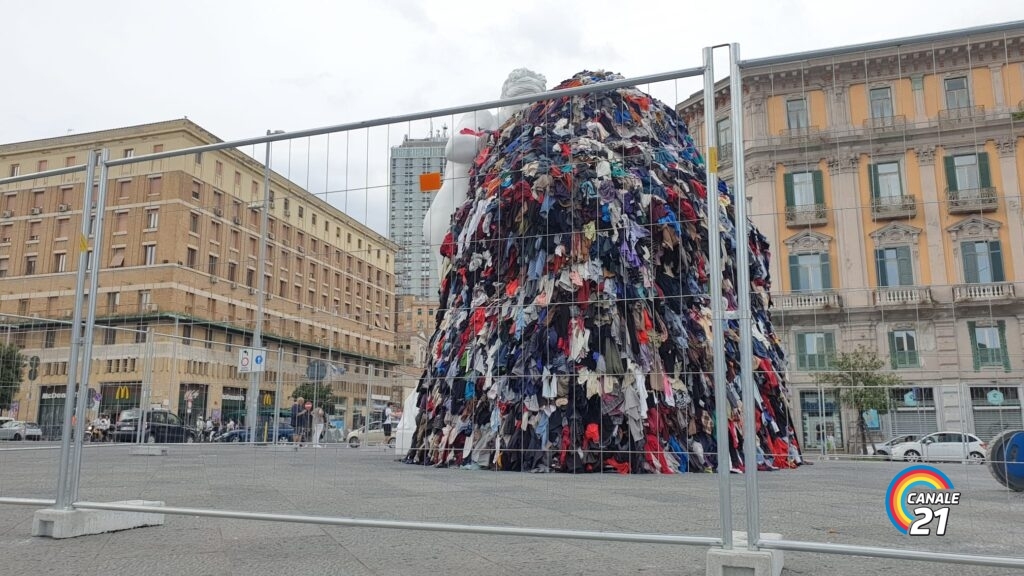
<box><xmin>248</xmin><ymin>131</ymin><xmax>283</xmax><ymax>443</ymax></box>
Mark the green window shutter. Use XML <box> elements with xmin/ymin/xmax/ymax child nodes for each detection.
<box><xmin>789</xmin><ymin>254</ymin><xmax>801</xmax><ymax>291</ymax></box>
<box><xmin>875</xmin><ymin>249</ymin><xmax>888</xmax><ymax>287</ymax></box>
<box><xmin>990</xmin><ymin>240</ymin><xmax>1004</xmax><ymax>282</ymax></box>
<box><xmin>888</xmin><ymin>331</ymin><xmax>898</xmax><ymax>369</ymax></box>
<box><xmin>824</xmin><ymin>332</ymin><xmax>836</xmax><ymax>369</ymax></box>
<box><xmin>897</xmin><ymin>246</ymin><xmax>914</xmax><ymax>286</ymax></box>
<box><xmin>967</xmin><ymin>321</ymin><xmax>979</xmax><ymax>371</ymax></box>
<box><xmin>796</xmin><ymin>334</ymin><xmax>807</xmax><ymax>370</ymax></box>
<box><xmin>998</xmin><ymin>320</ymin><xmax>1010</xmax><ymax>372</ymax></box>
<box><xmin>978</xmin><ymin>152</ymin><xmax>992</xmax><ymax>189</ymax></box>
<box><xmin>869</xmin><ymin>164</ymin><xmax>880</xmax><ymax>198</ymax></box>
<box><xmin>944</xmin><ymin>155</ymin><xmax>958</xmax><ymax>191</ymax></box>
<box><xmin>820</xmin><ymin>252</ymin><xmax>832</xmax><ymax>289</ymax></box>
<box><xmin>812</xmin><ymin>170</ymin><xmax>825</xmax><ymax>205</ymax></box>
<box><xmin>962</xmin><ymin>242</ymin><xmax>979</xmax><ymax>284</ymax></box>
<box><xmin>784</xmin><ymin>173</ymin><xmax>795</xmax><ymax>207</ymax></box>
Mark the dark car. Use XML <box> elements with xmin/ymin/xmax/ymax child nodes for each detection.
<box><xmin>112</xmin><ymin>410</ymin><xmax>197</xmax><ymax>443</ymax></box>
<box><xmin>217</xmin><ymin>424</ymin><xmax>294</xmax><ymax>443</ymax></box>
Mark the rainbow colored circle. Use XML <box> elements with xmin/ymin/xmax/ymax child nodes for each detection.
<box><xmin>885</xmin><ymin>465</ymin><xmax>954</xmax><ymax>534</ymax></box>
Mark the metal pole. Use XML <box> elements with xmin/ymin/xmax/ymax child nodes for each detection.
<box><xmin>54</xmin><ymin>151</ymin><xmax>96</xmax><ymax>510</ymax></box>
<box><xmin>819</xmin><ymin>383</ymin><xmax>826</xmax><ymax>458</ymax></box>
<box><xmin>366</xmin><ymin>363</ymin><xmax>373</xmax><ymax>431</ymax></box>
<box><xmin>138</xmin><ymin>327</ymin><xmax>155</xmax><ymax>444</ymax></box>
<box><xmin>248</xmin><ymin>136</ymin><xmax>275</xmax><ymax>443</ymax></box>
<box><xmin>69</xmin><ymin>148</ymin><xmax>110</xmax><ymax>504</ymax></box>
<box><xmin>704</xmin><ymin>46</ymin><xmax>733</xmax><ymax>550</ymax></box>
<box><xmin>730</xmin><ymin>43</ymin><xmax>760</xmax><ymax>551</ymax></box>
<box><xmin>273</xmin><ymin>346</ymin><xmax>283</xmax><ymax>444</ymax></box>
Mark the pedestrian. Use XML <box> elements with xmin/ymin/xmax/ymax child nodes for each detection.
<box><xmin>383</xmin><ymin>402</ymin><xmax>394</xmax><ymax>438</ymax></box>
<box><xmin>204</xmin><ymin>418</ymin><xmax>214</xmax><ymax>441</ymax></box>
<box><xmin>196</xmin><ymin>415</ymin><xmax>204</xmax><ymax>441</ymax></box>
<box><xmin>290</xmin><ymin>397</ymin><xmax>301</xmax><ymax>443</ymax></box>
<box><xmin>296</xmin><ymin>402</ymin><xmax>312</xmax><ymax>447</ymax></box>
<box><xmin>312</xmin><ymin>406</ymin><xmax>326</xmax><ymax>448</ymax></box>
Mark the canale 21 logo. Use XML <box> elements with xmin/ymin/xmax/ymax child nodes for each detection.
<box><xmin>885</xmin><ymin>465</ymin><xmax>961</xmax><ymax>536</ymax></box>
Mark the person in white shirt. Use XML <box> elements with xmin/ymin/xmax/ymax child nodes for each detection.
<box><xmin>383</xmin><ymin>403</ymin><xmax>395</xmax><ymax>438</ymax></box>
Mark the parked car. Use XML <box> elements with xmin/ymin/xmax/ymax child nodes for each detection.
<box><xmin>111</xmin><ymin>410</ymin><xmax>197</xmax><ymax>443</ymax></box>
<box><xmin>0</xmin><ymin>421</ymin><xmax>43</xmax><ymax>441</ymax></box>
<box><xmin>868</xmin><ymin>434</ymin><xmax>918</xmax><ymax>457</ymax></box>
<box><xmin>217</xmin><ymin>424</ymin><xmax>294</xmax><ymax>443</ymax></box>
<box><xmin>889</xmin><ymin>431</ymin><xmax>987</xmax><ymax>463</ymax></box>
<box><xmin>346</xmin><ymin>421</ymin><xmax>395</xmax><ymax>448</ymax></box>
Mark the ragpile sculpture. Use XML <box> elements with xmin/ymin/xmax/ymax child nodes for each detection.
<box><xmin>406</xmin><ymin>70</ymin><xmax>806</xmax><ymax>474</ymax></box>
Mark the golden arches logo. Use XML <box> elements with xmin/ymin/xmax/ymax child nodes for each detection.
<box><xmin>262</xmin><ymin>393</ymin><xmax>272</xmax><ymax>407</ymax></box>
<box><xmin>115</xmin><ymin>386</ymin><xmax>131</xmax><ymax>400</ymax></box>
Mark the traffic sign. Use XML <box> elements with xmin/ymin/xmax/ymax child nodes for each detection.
<box><xmin>238</xmin><ymin>347</ymin><xmax>267</xmax><ymax>373</ymax></box>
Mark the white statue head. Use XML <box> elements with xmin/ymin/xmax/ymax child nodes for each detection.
<box><xmin>498</xmin><ymin>68</ymin><xmax>547</xmax><ymax>125</ymax></box>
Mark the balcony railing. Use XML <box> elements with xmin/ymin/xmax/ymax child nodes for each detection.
<box><xmin>780</xmin><ymin>125</ymin><xmax>821</xmax><ymax>143</ymax></box>
<box><xmin>938</xmin><ymin>105</ymin><xmax>986</xmax><ymax>127</ymax></box>
<box><xmin>947</xmin><ymin>187</ymin><xmax>998</xmax><ymax>213</ymax></box>
<box><xmin>871</xmin><ymin>195</ymin><xmax>917</xmax><ymax>219</ymax></box>
<box><xmin>863</xmin><ymin>115</ymin><xmax>907</xmax><ymax>132</ymax></box>
<box><xmin>785</xmin><ymin>203</ymin><xmax>828</xmax><ymax>227</ymax></box>
<box><xmin>873</xmin><ymin>286</ymin><xmax>932</xmax><ymax>306</ymax></box>
<box><xmin>953</xmin><ymin>282</ymin><xmax>1015</xmax><ymax>302</ymax></box>
<box><xmin>775</xmin><ymin>291</ymin><xmax>842</xmax><ymax>311</ymax></box>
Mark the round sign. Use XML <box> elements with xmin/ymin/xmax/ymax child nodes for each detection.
<box><xmin>304</xmin><ymin>401</ymin><xmax>313</xmax><ymax>410</ymax></box>
<box><xmin>987</xmin><ymin>389</ymin><xmax>1005</xmax><ymax>406</ymax></box>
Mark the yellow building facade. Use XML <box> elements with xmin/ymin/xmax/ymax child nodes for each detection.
<box><xmin>0</xmin><ymin>120</ymin><xmax>403</xmax><ymax>435</ymax></box>
<box><xmin>680</xmin><ymin>27</ymin><xmax>1024</xmax><ymax>451</ymax></box>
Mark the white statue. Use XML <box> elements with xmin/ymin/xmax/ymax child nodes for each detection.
<box><xmin>423</xmin><ymin>68</ymin><xmax>547</xmax><ymax>275</ymax></box>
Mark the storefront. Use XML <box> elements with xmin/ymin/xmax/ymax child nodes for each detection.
<box><xmin>221</xmin><ymin>387</ymin><xmax>246</xmax><ymax>425</ymax></box>
<box><xmin>177</xmin><ymin>383</ymin><xmax>209</xmax><ymax>425</ymax></box>
<box><xmin>37</xmin><ymin>385</ymin><xmax>67</xmax><ymax>441</ymax></box>
<box><xmin>98</xmin><ymin>382</ymin><xmax>142</xmax><ymax>423</ymax></box>
<box><xmin>970</xmin><ymin>385</ymin><xmax>1023</xmax><ymax>441</ymax></box>
<box><xmin>884</xmin><ymin>386</ymin><xmax>938</xmax><ymax>438</ymax></box>
<box><xmin>799</xmin><ymin>389</ymin><xmax>843</xmax><ymax>451</ymax></box>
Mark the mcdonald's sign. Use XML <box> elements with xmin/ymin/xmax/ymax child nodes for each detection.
<box><xmin>262</xmin><ymin>393</ymin><xmax>272</xmax><ymax>407</ymax></box>
<box><xmin>115</xmin><ymin>385</ymin><xmax>132</xmax><ymax>401</ymax></box>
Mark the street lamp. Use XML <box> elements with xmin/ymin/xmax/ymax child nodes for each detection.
<box><xmin>247</xmin><ymin>130</ymin><xmax>284</xmax><ymax>444</ymax></box>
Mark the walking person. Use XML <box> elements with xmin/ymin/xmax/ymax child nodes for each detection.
<box><xmin>290</xmin><ymin>397</ymin><xmax>302</xmax><ymax>444</ymax></box>
<box><xmin>383</xmin><ymin>402</ymin><xmax>395</xmax><ymax>439</ymax></box>
<box><xmin>312</xmin><ymin>406</ymin><xmax>326</xmax><ymax>448</ymax></box>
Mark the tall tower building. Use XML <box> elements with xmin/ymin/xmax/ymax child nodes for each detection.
<box><xmin>389</xmin><ymin>135</ymin><xmax>447</xmax><ymax>298</ymax></box>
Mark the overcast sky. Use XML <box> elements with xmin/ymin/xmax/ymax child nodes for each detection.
<box><xmin>4</xmin><ymin>1</ymin><xmax>1021</xmax><ymax>236</ymax></box>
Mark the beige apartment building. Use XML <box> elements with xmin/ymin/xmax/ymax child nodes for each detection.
<box><xmin>392</xmin><ymin>294</ymin><xmax>437</xmax><ymax>387</ymax></box>
<box><xmin>679</xmin><ymin>27</ymin><xmax>1024</xmax><ymax>450</ymax></box>
<box><xmin>0</xmin><ymin>119</ymin><xmax>403</xmax><ymax>436</ymax></box>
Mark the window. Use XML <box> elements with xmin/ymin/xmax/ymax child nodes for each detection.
<box><xmin>945</xmin><ymin>153</ymin><xmax>990</xmax><ymax>192</ymax></box>
<box><xmin>186</xmin><ymin>248</ymin><xmax>198</xmax><ymax>269</ymax></box>
<box><xmin>115</xmin><ymin>211</ymin><xmax>127</xmax><ymax>233</ymax></box>
<box><xmin>962</xmin><ymin>240</ymin><xmax>1004</xmax><ymax>284</ymax></box>
<box><xmin>869</xmin><ymin>162</ymin><xmax>903</xmax><ymax>202</ymax></box>
<box><xmin>968</xmin><ymin>321</ymin><xmax>1008</xmax><ymax>371</ymax></box>
<box><xmin>8</xmin><ymin>164</ymin><xmax>19</xmax><ymax>177</ymax></box>
<box><xmin>147</xmin><ymin>177</ymin><xmax>162</xmax><ymax>196</ymax></box>
<box><xmin>145</xmin><ymin>208</ymin><xmax>158</xmax><ymax>229</ymax></box>
<box><xmin>208</xmin><ymin>255</ymin><xmax>218</xmax><ymax>276</ymax></box>
<box><xmin>189</xmin><ymin>213</ymin><xmax>200</xmax><ymax>234</ymax></box>
<box><xmin>44</xmin><ymin>329</ymin><xmax>57</xmax><ymax>349</ymax></box>
<box><xmin>135</xmin><ymin>323</ymin><xmax>147</xmax><ymax>343</ymax></box>
<box><xmin>889</xmin><ymin>330</ymin><xmax>919</xmax><ymax>368</ymax></box>
<box><xmin>786</xmin><ymin>98</ymin><xmax>808</xmax><ymax>130</ymax></box>
<box><xmin>123</xmin><ymin>148</ymin><xmax>134</xmax><ymax>159</ymax></box>
<box><xmin>143</xmin><ymin>244</ymin><xmax>156</xmax><ymax>266</ymax></box>
<box><xmin>944</xmin><ymin>77</ymin><xmax>970</xmax><ymax>110</ymax></box>
<box><xmin>788</xmin><ymin>252</ymin><xmax>830</xmax><ymax>292</ymax></box>
<box><xmin>53</xmin><ymin>253</ymin><xmax>67</xmax><ymax>273</ymax></box>
<box><xmin>312</xmin><ymin>213</ymin><xmax>317</xmax><ymax>226</ymax></box>
<box><xmin>191</xmin><ymin>181</ymin><xmax>201</xmax><ymax>200</ymax></box>
<box><xmin>102</xmin><ymin>328</ymin><xmax>116</xmax><ymax>346</ymax></box>
<box><xmin>796</xmin><ymin>332</ymin><xmax>835</xmax><ymax>371</ymax></box>
<box><xmin>298</xmin><ymin>206</ymin><xmax>304</xmax><ymax>219</ymax></box>
<box><xmin>109</xmin><ymin>248</ymin><xmax>125</xmax><ymax>268</ymax></box>
<box><xmin>0</xmin><ymin>258</ymin><xmax>7</xmax><ymax>278</ymax></box>
<box><xmin>37</xmin><ymin>160</ymin><xmax>48</xmax><ymax>172</ymax></box>
<box><xmin>227</xmin><ymin>262</ymin><xmax>237</xmax><ymax>282</ymax></box>
<box><xmin>25</xmin><ymin>256</ymin><xmax>37</xmax><ymax>275</ymax></box>
<box><xmin>716</xmin><ymin>117</ymin><xmax>732</xmax><ymax>149</ymax></box>
<box><xmin>875</xmin><ymin>247</ymin><xmax>913</xmax><ymax>286</ymax></box>
<box><xmin>182</xmin><ymin>324</ymin><xmax>192</xmax><ymax>346</ymax></box>
<box><xmin>107</xmin><ymin>291</ymin><xmax>120</xmax><ymax>311</ymax></box>
<box><xmin>246</xmin><ymin>268</ymin><xmax>255</xmax><ymax>288</ymax></box>
<box><xmin>869</xmin><ymin>87</ymin><xmax>893</xmax><ymax>119</ymax></box>
<box><xmin>215</xmin><ymin>161</ymin><xmax>223</xmax><ymax>177</ymax></box>
<box><xmin>786</xmin><ymin>171</ymin><xmax>821</xmax><ymax>208</ymax></box>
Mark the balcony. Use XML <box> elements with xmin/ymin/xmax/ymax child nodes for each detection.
<box><xmin>953</xmin><ymin>282</ymin><xmax>1015</xmax><ymax>302</ymax></box>
<box><xmin>947</xmin><ymin>187</ymin><xmax>997</xmax><ymax>214</ymax></box>
<box><xmin>871</xmin><ymin>195</ymin><xmax>917</xmax><ymax>220</ymax></box>
<box><xmin>863</xmin><ymin>115</ymin><xmax>907</xmax><ymax>133</ymax></box>
<box><xmin>873</xmin><ymin>286</ymin><xmax>932</xmax><ymax>306</ymax></box>
<box><xmin>774</xmin><ymin>291</ymin><xmax>842</xmax><ymax>311</ymax></box>
<box><xmin>938</xmin><ymin>105</ymin><xmax>986</xmax><ymax>128</ymax></box>
<box><xmin>780</xmin><ymin>125</ymin><xmax>821</xmax><ymax>144</ymax></box>
<box><xmin>785</xmin><ymin>203</ymin><xmax>828</xmax><ymax>227</ymax></box>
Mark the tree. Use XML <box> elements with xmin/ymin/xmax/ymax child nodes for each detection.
<box><xmin>0</xmin><ymin>343</ymin><xmax>25</xmax><ymax>412</ymax></box>
<box><xmin>814</xmin><ymin>345</ymin><xmax>903</xmax><ymax>455</ymax></box>
<box><xmin>290</xmin><ymin>381</ymin><xmax>336</xmax><ymax>409</ymax></box>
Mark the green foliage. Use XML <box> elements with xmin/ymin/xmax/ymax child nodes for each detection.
<box><xmin>0</xmin><ymin>343</ymin><xmax>25</xmax><ymax>410</ymax></box>
<box><xmin>289</xmin><ymin>381</ymin><xmax>335</xmax><ymax>408</ymax></box>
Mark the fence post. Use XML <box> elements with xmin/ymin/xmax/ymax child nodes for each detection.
<box><xmin>54</xmin><ymin>151</ymin><xmax>97</xmax><ymax>510</ymax></box>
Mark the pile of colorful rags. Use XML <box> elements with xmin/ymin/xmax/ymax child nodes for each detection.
<box><xmin>404</xmin><ymin>70</ymin><xmax>806</xmax><ymax>474</ymax></box>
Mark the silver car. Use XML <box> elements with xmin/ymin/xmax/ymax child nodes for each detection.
<box><xmin>0</xmin><ymin>421</ymin><xmax>43</xmax><ymax>441</ymax></box>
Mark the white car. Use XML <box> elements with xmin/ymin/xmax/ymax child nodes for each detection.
<box><xmin>868</xmin><ymin>434</ymin><xmax>919</xmax><ymax>457</ymax></box>
<box><xmin>0</xmin><ymin>421</ymin><xmax>43</xmax><ymax>441</ymax></box>
<box><xmin>346</xmin><ymin>422</ymin><xmax>395</xmax><ymax>448</ymax></box>
<box><xmin>889</xmin><ymin>431</ymin><xmax>987</xmax><ymax>463</ymax></box>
